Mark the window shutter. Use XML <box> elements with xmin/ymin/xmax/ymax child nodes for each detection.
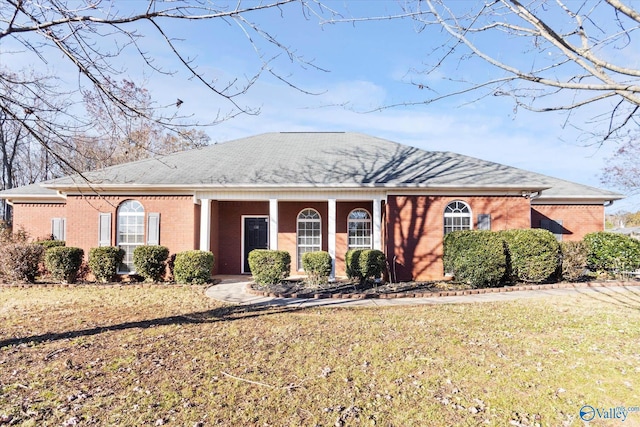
<box><xmin>553</xmin><ymin>219</ymin><xmax>564</xmax><ymax>241</ymax></box>
<box><xmin>540</xmin><ymin>219</ymin><xmax>551</xmax><ymax>230</ymax></box>
<box><xmin>147</xmin><ymin>213</ymin><xmax>160</xmax><ymax>245</ymax></box>
<box><xmin>477</xmin><ymin>214</ymin><xmax>491</xmax><ymax>230</ymax></box>
<box><xmin>98</xmin><ymin>213</ymin><xmax>112</xmax><ymax>247</ymax></box>
<box><xmin>51</xmin><ymin>218</ymin><xmax>66</xmax><ymax>241</ymax></box>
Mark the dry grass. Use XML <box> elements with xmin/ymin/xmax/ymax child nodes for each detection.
<box><xmin>1</xmin><ymin>285</ymin><xmax>639</xmax><ymax>426</ymax></box>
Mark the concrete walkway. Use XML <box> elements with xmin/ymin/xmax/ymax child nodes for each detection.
<box><xmin>206</xmin><ymin>276</ymin><xmax>640</xmax><ymax>308</ymax></box>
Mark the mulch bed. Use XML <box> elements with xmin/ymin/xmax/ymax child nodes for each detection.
<box><xmin>247</xmin><ymin>278</ymin><xmax>640</xmax><ymax>300</ymax></box>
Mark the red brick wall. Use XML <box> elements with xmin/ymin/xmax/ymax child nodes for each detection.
<box><xmin>531</xmin><ymin>204</ymin><xmax>604</xmax><ymax>241</ymax></box>
<box><xmin>386</xmin><ymin>195</ymin><xmax>531</xmax><ymax>281</ymax></box>
<box><xmin>64</xmin><ymin>195</ymin><xmax>197</xmax><ymax>260</ymax></box>
<box><xmin>11</xmin><ymin>203</ymin><xmax>67</xmax><ymax>240</ymax></box>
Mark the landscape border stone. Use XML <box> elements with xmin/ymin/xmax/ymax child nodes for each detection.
<box><xmin>246</xmin><ymin>280</ymin><xmax>640</xmax><ymax>300</ymax></box>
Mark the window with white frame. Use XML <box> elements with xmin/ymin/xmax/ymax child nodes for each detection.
<box><xmin>297</xmin><ymin>208</ymin><xmax>321</xmax><ymax>270</ymax></box>
<box><xmin>117</xmin><ymin>200</ymin><xmax>145</xmax><ymax>273</ymax></box>
<box><xmin>348</xmin><ymin>209</ymin><xmax>372</xmax><ymax>250</ymax></box>
<box><xmin>444</xmin><ymin>201</ymin><xmax>472</xmax><ymax>235</ymax></box>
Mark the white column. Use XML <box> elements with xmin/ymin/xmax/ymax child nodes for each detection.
<box><xmin>269</xmin><ymin>198</ymin><xmax>278</xmax><ymax>250</ymax></box>
<box><xmin>373</xmin><ymin>197</ymin><xmax>382</xmax><ymax>250</ymax></box>
<box><xmin>328</xmin><ymin>198</ymin><xmax>337</xmax><ymax>280</ymax></box>
<box><xmin>199</xmin><ymin>198</ymin><xmax>211</xmax><ymax>251</ymax></box>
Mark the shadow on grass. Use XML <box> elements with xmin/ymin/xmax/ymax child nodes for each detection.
<box><xmin>0</xmin><ymin>302</ymin><xmax>309</xmax><ymax>349</ymax></box>
<box><xmin>573</xmin><ymin>283</ymin><xmax>640</xmax><ymax>311</ymax></box>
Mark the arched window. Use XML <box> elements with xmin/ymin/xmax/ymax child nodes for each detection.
<box><xmin>117</xmin><ymin>200</ymin><xmax>145</xmax><ymax>273</ymax></box>
<box><xmin>444</xmin><ymin>201</ymin><xmax>472</xmax><ymax>235</ymax></box>
<box><xmin>297</xmin><ymin>208</ymin><xmax>321</xmax><ymax>270</ymax></box>
<box><xmin>348</xmin><ymin>208</ymin><xmax>372</xmax><ymax>250</ymax></box>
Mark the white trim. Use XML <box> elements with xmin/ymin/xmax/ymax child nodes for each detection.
<box><xmin>269</xmin><ymin>199</ymin><xmax>278</xmax><ymax>250</ymax></box>
<box><xmin>241</xmin><ymin>215</ymin><xmax>269</xmax><ymax>274</ymax></box>
<box><xmin>373</xmin><ymin>199</ymin><xmax>382</xmax><ymax>250</ymax></box>
<box><xmin>199</xmin><ymin>199</ymin><xmax>211</xmax><ymax>251</ymax></box>
<box><xmin>328</xmin><ymin>199</ymin><xmax>336</xmax><ymax>280</ymax></box>
<box><xmin>443</xmin><ymin>200</ymin><xmax>473</xmax><ymax>235</ymax></box>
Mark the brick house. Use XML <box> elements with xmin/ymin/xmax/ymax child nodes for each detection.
<box><xmin>0</xmin><ymin>132</ymin><xmax>624</xmax><ymax>281</ymax></box>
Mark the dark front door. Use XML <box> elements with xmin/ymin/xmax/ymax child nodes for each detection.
<box><xmin>244</xmin><ymin>217</ymin><xmax>268</xmax><ymax>273</ymax></box>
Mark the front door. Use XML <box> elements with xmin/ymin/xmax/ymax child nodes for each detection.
<box><xmin>243</xmin><ymin>216</ymin><xmax>269</xmax><ymax>273</ymax></box>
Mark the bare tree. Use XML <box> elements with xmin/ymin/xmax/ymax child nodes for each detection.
<box><xmin>336</xmin><ymin>0</ymin><xmax>640</xmax><ymax>143</ymax></box>
<box><xmin>602</xmin><ymin>135</ymin><xmax>640</xmax><ymax>194</ymax></box>
<box><xmin>1</xmin><ymin>0</ymin><xmax>336</xmax><ymax>174</ymax></box>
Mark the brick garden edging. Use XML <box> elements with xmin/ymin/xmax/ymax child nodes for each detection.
<box><xmin>246</xmin><ymin>280</ymin><xmax>640</xmax><ymax>300</ymax></box>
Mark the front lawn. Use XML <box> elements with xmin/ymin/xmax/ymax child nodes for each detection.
<box><xmin>1</xmin><ymin>285</ymin><xmax>639</xmax><ymax>426</ymax></box>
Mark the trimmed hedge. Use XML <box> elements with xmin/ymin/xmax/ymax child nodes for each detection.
<box><xmin>584</xmin><ymin>232</ymin><xmax>640</xmax><ymax>273</ymax></box>
<box><xmin>44</xmin><ymin>246</ymin><xmax>84</xmax><ymax>283</ymax></box>
<box><xmin>0</xmin><ymin>243</ymin><xmax>44</xmax><ymax>283</ymax></box>
<box><xmin>248</xmin><ymin>249</ymin><xmax>291</xmax><ymax>287</ymax></box>
<box><xmin>345</xmin><ymin>249</ymin><xmax>386</xmax><ymax>284</ymax></box>
<box><xmin>36</xmin><ymin>240</ymin><xmax>66</xmax><ymax>249</ymax></box>
<box><xmin>500</xmin><ymin>229</ymin><xmax>561</xmax><ymax>283</ymax></box>
<box><xmin>345</xmin><ymin>249</ymin><xmax>362</xmax><ymax>280</ymax></box>
<box><xmin>444</xmin><ymin>230</ymin><xmax>507</xmax><ymax>288</ymax></box>
<box><xmin>89</xmin><ymin>247</ymin><xmax>125</xmax><ymax>283</ymax></box>
<box><xmin>173</xmin><ymin>250</ymin><xmax>214</xmax><ymax>284</ymax></box>
<box><xmin>133</xmin><ymin>245</ymin><xmax>169</xmax><ymax>282</ymax></box>
<box><xmin>560</xmin><ymin>241</ymin><xmax>589</xmax><ymax>282</ymax></box>
<box><xmin>302</xmin><ymin>251</ymin><xmax>332</xmax><ymax>286</ymax></box>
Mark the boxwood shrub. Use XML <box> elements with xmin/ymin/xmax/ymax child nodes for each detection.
<box><xmin>133</xmin><ymin>245</ymin><xmax>169</xmax><ymax>282</ymax></box>
<box><xmin>36</xmin><ymin>240</ymin><xmax>66</xmax><ymax>250</ymax></box>
<box><xmin>584</xmin><ymin>231</ymin><xmax>640</xmax><ymax>273</ymax></box>
<box><xmin>444</xmin><ymin>230</ymin><xmax>507</xmax><ymax>288</ymax></box>
<box><xmin>0</xmin><ymin>243</ymin><xmax>44</xmax><ymax>283</ymax></box>
<box><xmin>173</xmin><ymin>250</ymin><xmax>214</xmax><ymax>284</ymax></box>
<box><xmin>358</xmin><ymin>250</ymin><xmax>386</xmax><ymax>283</ymax></box>
<box><xmin>345</xmin><ymin>249</ymin><xmax>363</xmax><ymax>280</ymax></box>
<box><xmin>500</xmin><ymin>229</ymin><xmax>561</xmax><ymax>283</ymax></box>
<box><xmin>560</xmin><ymin>241</ymin><xmax>589</xmax><ymax>282</ymax></box>
<box><xmin>89</xmin><ymin>247</ymin><xmax>125</xmax><ymax>283</ymax></box>
<box><xmin>44</xmin><ymin>246</ymin><xmax>84</xmax><ymax>284</ymax></box>
<box><xmin>302</xmin><ymin>251</ymin><xmax>332</xmax><ymax>287</ymax></box>
<box><xmin>248</xmin><ymin>249</ymin><xmax>290</xmax><ymax>287</ymax></box>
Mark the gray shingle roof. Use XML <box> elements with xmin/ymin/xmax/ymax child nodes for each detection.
<box><xmin>0</xmin><ymin>132</ymin><xmax>624</xmax><ymax>201</ymax></box>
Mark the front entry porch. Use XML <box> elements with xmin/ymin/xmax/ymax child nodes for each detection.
<box><xmin>197</xmin><ymin>195</ymin><xmax>385</xmax><ymax>278</ymax></box>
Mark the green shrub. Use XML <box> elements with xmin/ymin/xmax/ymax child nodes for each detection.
<box><xmin>44</xmin><ymin>246</ymin><xmax>84</xmax><ymax>284</ymax></box>
<box><xmin>500</xmin><ymin>229</ymin><xmax>561</xmax><ymax>282</ymax></box>
<box><xmin>89</xmin><ymin>247</ymin><xmax>125</xmax><ymax>283</ymax></box>
<box><xmin>173</xmin><ymin>250</ymin><xmax>214</xmax><ymax>284</ymax></box>
<box><xmin>248</xmin><ymin>249</ymin><xmax>290</xmax><ymax>287</ymax></box>
<box><xmin>358</xmin><ymin>249</ymin><xmax>386</xmax><ymax>283</ymax></box>
<box><xmin>345</xmin><ymin>249</ymin><xmax>363</xmax><ymax>280</ymax></box>
<box><xmin>133</xmin><ymin>245</ymin><xmax>169</xmax><ymax>282</ymax></box>
<box><xmin>444</xmin><ymin>230</ymin><xmax>507</xmax><ymax>288</ymax></box>
<box><xmin>302</xmin><ymin>251</ymin><xmax>332</xmax><ymax>287</ymax></box>
<box><xmin>584</xmin><ymin>232</ymin><xmax>640</xmax><ymax>273</ymax></box>
<box><xmin>0</xmin><ymin>243</ymin><xmax>44</xmax><ymax>283</ymax></box>
<box><xmin>560</xmin><ymin>241</ymin><xmax>589</xmax><ymax>282</ymax></box>
<box><xmin>36</xmin><ymin>240</ymin><xmax>66</xmax><ymax>249</ymax></box>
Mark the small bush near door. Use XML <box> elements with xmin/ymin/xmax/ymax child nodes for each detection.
<box><xmin>302</xmin><ymin>251</ymin><xmax>332</xmax><ymax>287</ymax></box>
<box><xmin>89</xmin><ymin>247</ymin><xmax>125</xmax><ymax>283</ymax></box>
<box><xmin>173</xmin><ymin>250</ymin><xmax>214</xmax><ymax>285</ymax></box>
<box><xmin>44</xmin><ymin>246</ymin><xmax>84</xmax><ymax>284</ymax></box>
<box><xmin>248</xmin><ymin>249</ymin><xmax>291</xmax><ymax>287</ymax></box>
<box><xmin>133</xmin><ymin>245</ymin><xmax>169</xmax><ymax>282</ymax></box>
<box><xmin>345</xmin><ymin>249</ymin><xmax>386</xmax><ymax>285</ymax></box>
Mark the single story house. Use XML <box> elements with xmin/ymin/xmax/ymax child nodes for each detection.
<box><xmin>0</xmin><ymin>132</ymin><xmax>624</xmax><ymax>281</ymax></box>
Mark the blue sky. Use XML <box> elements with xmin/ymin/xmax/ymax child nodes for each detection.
<box><xmin>5</xmin><ymin>1</ymin><xmax>638</xmax><ymax>212</ymax></box>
